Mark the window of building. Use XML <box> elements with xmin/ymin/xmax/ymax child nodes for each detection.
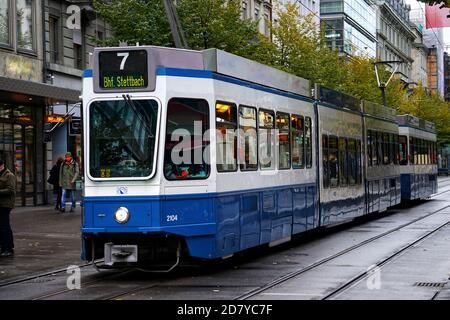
<box><xmin>259</xmin><ymin>109</ymin><xmax>275</xmax><ymax>170</ymax></box>
<box><xmin>216</xmin><ymin>102</ymin><xmax>237</xmax><ymax>172</ymax></box>
<box><xmin>239</xmin><ymin>105</ymin><xmax>257</xmax><ymax>171</ymax></box>
<box><xmin>164</xmin><ymin>98</ymin><xmax>210</xmax><ymax>180</ymax></box>
<box><xmin>74</xmin><ymin>43</ymin><xmax>83</xmax><ymax>70</ymax></box>
<box><xmin>277</xmin><ymin>112</ymin><xmax>290</xmax><ymax>170</ymax></box>
<box><xmin>16</xmin><ymin>0</ymin><xmax>34</xmax><ymax>51</ymax></box>
<box><xmin>0</xmin><ymin>0</ymin><xmax>9</xmax><ymax>45</ymax></box>
<box><xmin>49</xmin><ymin>16</ymin><xmax>60</xmax><ymax>63</ymax></box>
<box><xmin>291</xmin><ymin>114</ymin><xmax>304</xmax><ymax>169</ymax></box>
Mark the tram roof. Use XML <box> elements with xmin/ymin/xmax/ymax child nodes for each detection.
<box><xmin>361</xmin><ymin>100</ymin><xmax>397</xmax><ymax>122</ymax></box>
<box><xmin>396</xmin><ymin>114</ymin><xmax>435</xmax><ymax>133</ymax></box>
<box><xmin>92</xmin><ymin>46</ymin><xmax>311</xmax><ymax>97</ymax></box>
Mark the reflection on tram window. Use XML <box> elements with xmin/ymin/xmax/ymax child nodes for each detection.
<box><xmin>348</xmin><ymin>139</ymin><xmax>356</xmax><ymax>186</ymax></box>
<box><xmin>322</xmin><ymin>135</ymin><xmax>329</xmax><ymax>188</ymax></box>
<box><xmin>291</xmin><ymin>114</ymin><xmax>304</xmax><ymax>169</ymax></box>
<box><xmin>328</xmin><ymin>136</ymin><xmax>338</xmax><ymax>188</ymax></box>
<box><xmin>216</xmin><ymin>102</ymin><xmax>237</xmax><ymax>172</ymax></box>
<box><xmin>277</xmin><ymin>112</ymin><xmax>290</xmax><ymax>170</ymax></box>
<box><xmin>399</xmin><ymin>135</ymin><xmax>407</xmax><ymax>165</ymax></box>
<box><xmin>305</xmin><ymin>117</ymin><xmax>312</xmax><ymax>168</ymax></box>
<box><xmin>258</xmin><ymin>109</ymin><xmax>275</xmax><ymax>170</ymax></box>
<box><xmin>339</xmin><ymin>137</ymin><xmax>347</xmax><ymax>187</ymax></box>
<box><xmin>164</xmin><ymin>98</ymin><xmax>209</xmax><ymax>180</ymax></box>
<box><xmin>89</xmin><ymin>99</ymin><xmax>158</xmax><ymax>178</ymax></box>
<box><xmin>239</xmin><ymin>105</ymin><xmax>257</xmax><ymax>171</ymax></box>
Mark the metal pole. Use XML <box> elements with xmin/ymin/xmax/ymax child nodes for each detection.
<box><xmin>380</xmin><ymin>85</ymin><xmax>387</xmax><ymax>107</ymax></box>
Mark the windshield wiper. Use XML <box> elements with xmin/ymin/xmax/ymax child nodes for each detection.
<box><xmin>122</xmin><ymin>94</ymin><xmax>154</xmax><ymax>139</ymax></box>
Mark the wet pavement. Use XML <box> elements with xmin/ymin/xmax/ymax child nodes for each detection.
<box><xmin>0</xmin><ymin>204</ymin><xmax>83</xmax><ymax>284</ymax></box>
<box><xmin>0</xmin><ymin>178</ymin><xmax>449</xmax><ymax>300</ymax></box>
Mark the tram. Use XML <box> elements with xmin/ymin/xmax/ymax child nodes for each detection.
<box><xmin>80</xmin><ymin>45</ymin><xmax>437</xmax><ymax>268</ymax></box>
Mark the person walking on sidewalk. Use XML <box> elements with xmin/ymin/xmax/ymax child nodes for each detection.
<box><xmin>48</xmin><ymin>157</ymin><xmax>63</xmax><ymax>211</ymax></box>
<box><xmin>59</xmin><ymin>152</ymin><xmax>79</xmax><ymax>213</ymax></box>
<box><xmin>0</xmin><ymin>160</ymin><xmax>16</xmax><ymax>257</ymax></box>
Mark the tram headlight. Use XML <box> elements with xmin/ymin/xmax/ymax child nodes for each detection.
<box><xmin>114</xmin><ymin>207</ymin><xmax>130</xmax><ymax>224</ymax></box>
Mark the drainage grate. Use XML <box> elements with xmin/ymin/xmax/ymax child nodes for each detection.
<box><xmin>414</xmin><ymin>282</ymin><xmax>446</xmax><ymax>288</ymax></box>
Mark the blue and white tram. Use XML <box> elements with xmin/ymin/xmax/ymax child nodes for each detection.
<box><xmin>81</xmin><ymin>46</ymin><xmax>319</xmax><ymax>265</ymax></box>
<box><xmin>315</xmin><ymin>86</ymin><xmax>365</xmax><ymax>225</ymax></box>
<box><xmin>396</xmin><ymin>115</ymin><xmax>438</xmax><ymax>201</ymax></box>
<box><xmin>362</xmin><ymin>101</ymin><xmax>401</xmax><ymax>213</ymax></box>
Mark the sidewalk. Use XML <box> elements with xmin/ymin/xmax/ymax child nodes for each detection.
<box><xmin>0</xmin><ymin>205</ymin><xmax>83</xmax><ymax>284</ymax></box>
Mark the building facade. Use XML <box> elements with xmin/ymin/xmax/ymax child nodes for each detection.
<box><xmin>444</xmin><ymin>51</ymin><xmax>450</xmax><ymax>102</ymax></box>
<box><xmin>409</xmin><ymin>4</ymin><xmax>445</xmax><ymax>96</ymax></box>
<box><xmin>410</xmin><ymin>23</ymin><xmax>428</xmax><ymax>88</ymax></box>
<box><xmin>375</xmin><ymin>0</ymin><xmax>415</xmax><ymax>82</ymax></box>
<box><xmin>0</xmin><ymin>0</ymin><xmax>110</xmax><ymax>206</ymax></box>
<box><xmin>320</xmin><ymin>0</ymin><xmax>377</xmax><ymax>58</ymax></box>
<box><xmin>241</xmin><ymin>0</ymin><xmax>273</xmax><ymax>37</ymax></box>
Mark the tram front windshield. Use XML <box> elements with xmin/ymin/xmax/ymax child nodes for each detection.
<box><xmin>89</xmin><ymin>99</ymin><xmax>158</xmax><ymax>178</ymax></box>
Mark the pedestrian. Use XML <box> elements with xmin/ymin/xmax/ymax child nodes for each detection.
<box><xmin>48</xmin><ymin>157</ymin><xmax>63</xmax><ymax>211</ymax></box>
<box><xmin>0</xmin><ymin>160</ymin><xmax>16</xmax><ymax>257</ymax></box>
<box><xmin>59</xmin><ymin>152</ymin><xmax>79</xmax><ymax>213</ymax></box>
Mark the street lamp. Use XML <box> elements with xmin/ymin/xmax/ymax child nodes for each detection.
<box><xmin>373</xmin><ymin>60</ymin><xmax>403</xmax><ymax>106</ymax></box>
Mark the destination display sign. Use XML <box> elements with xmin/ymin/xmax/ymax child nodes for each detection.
<box><xmin>98</xmin><ymin>50</ymin><xmax>148</xmax><ymax>90</ymax></box>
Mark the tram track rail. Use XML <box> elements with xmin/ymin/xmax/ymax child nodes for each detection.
<box><xmin>322</xmin><ymin>217</ymin><xmax>450</xmax><ymax>300</ymax></box>
<box><xmin>3</xmin><ymin>185</ymin><xmax>450</xmax><ymax>300</ymax></box>
<box><xmin>235</xmin><ymin>203</ymin><xmax>450</xmax><ymax>300</ymax></box>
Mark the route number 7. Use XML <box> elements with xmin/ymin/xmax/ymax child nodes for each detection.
<box><xmin>117</xmin><ymin>52</ymin><xmax>129</xmax><ymax>70</ymax></box>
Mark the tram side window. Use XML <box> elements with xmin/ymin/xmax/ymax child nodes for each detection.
<box><xmin>399</xmin><ymin>135</ymin><xmax>407</xmax><ymax>165</ymax></box>
<box><xmin>348</xmin><ymin>139</ymin><xmax>356</xmax><ymax>186</ymax></box>
<box><xmin>164</xmin><ymin>98</ymin><xmax>210</xmax><ymax>180</ymax></box>
<box><xmin>409</xmin><ymin>137</ymin><xmax>414</xmax><ymax>165</ymax></box>
<box><xmin>419</xmin><ymin>139</ymin><xmax>424</xmax><ymax>164</ymax></box>
<box><xmin>377</xmin><ymin>131</ymin><xmax>382</xmax><ymax>166</ymax></box>
<box><xmin>383</xmin><ymin>132</ymin><xmax>389</xmax><ymax>165</ymax></box>
<box><xmin>277</xmin><ymin>112</ymin><xmax>291</xmax><ymax>169</ymax></box>
<box><xmin>389</xmin><ymin>133</ymin><xmax>395</xmax><ymax>165</ymax></box>
<box><xmin>291</xmin><ymin>114</ymin><xmax>304</xmax><ymax>169</ymax></box>
<box><xmin>239</xmin><ymin>105</ymin><xmax>258</xmax><ymax>171</ymax></box>
<box><xmin>357</xmin><ymin>140</ymin><xmax>362</xmax><ymax>184</ymax></box>
<box><xmin>339</xmin><ymin>137</ymin><xmax>348</xmax><ymax>187</ymax></box>
<box><xmin>427</xmin><ymin>140</ymin><xmax>431</xmax><ymax>164</ymax></box>
<box><xmin>305</xmin><ymin>117</ymin><xmax>312</xmax><ymax>168</ymax></box>
<box><xmin>367</xmin><ymin>130</ymin><xmax>373</xmax><ymax>167</ymax></box>
<box><xmin>259</xmin><ymin>109</ymin><xmax>275</xmax><ymax>170</ymax></box>
<box><xmin>216</xmin><ymin>102</ymin><xmax>237</xmax><ymax>172</ymax></box>
<box><xmin>322</xmin><ymin>135</ymin><xmax>329</xmax><ymax>188</ymax></box>
<box><xmin>394</xmin><ymin>134</ymin><xmax>399</xmax><ymax>165</ymax></box>
<box><xmin>329</xmin><ymin>136</ymin><xmax>339</xmax><ymax>188</ymax></box>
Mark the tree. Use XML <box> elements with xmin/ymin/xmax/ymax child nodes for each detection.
<box><xmin>415</xmin><ymin>0</ymin><xmax>450</xmax><ymax>7</ymax></box>
<box><xmin>93</xmin><ymin>0</ymin><xmax>173</xmax><ymax>47</ymax></box>
<box><xmin>176</xmin><ymin>0</ymin><xmax>260</xmax><ymax>56</ymax></box>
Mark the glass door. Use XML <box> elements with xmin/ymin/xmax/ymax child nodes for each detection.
<box><xmin>14</xmin><ymin>125</ymin><xmax>23</xmax><ymax>206</ymax></box>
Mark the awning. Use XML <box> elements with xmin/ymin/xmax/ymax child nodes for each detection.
<box><xmin>0</xmin><ymin>76</ymin><xmax>81</xmax><ymax>103</ymax></box>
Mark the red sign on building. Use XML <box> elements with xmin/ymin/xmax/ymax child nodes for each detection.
<box><xmin>425</xmin><ymin>3</ymin><xmax>450</xmax><ymax>28</ymax></box>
